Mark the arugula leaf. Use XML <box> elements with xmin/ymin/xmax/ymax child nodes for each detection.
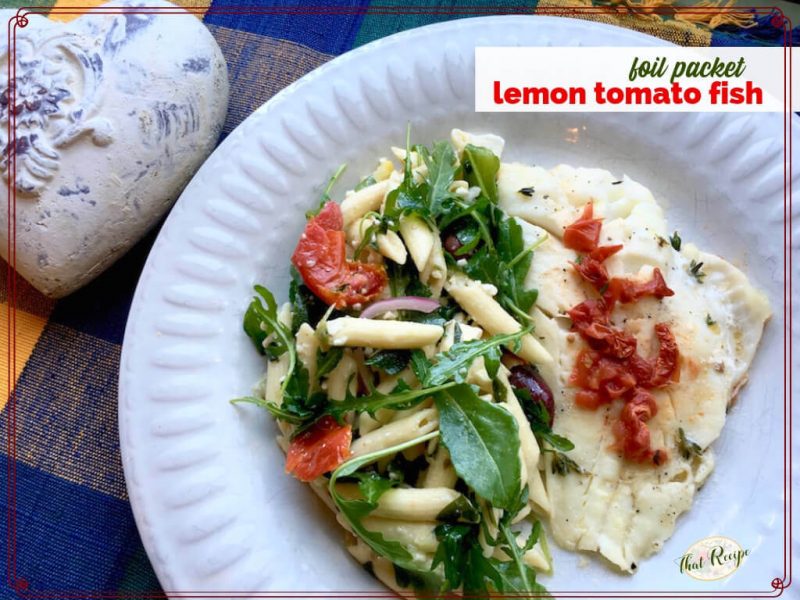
<box><xmin>386</xmin><ymin>452</ymin><xmax>429</xmax><ymax>486</ymax></box>
<box><xmin>231</xmin><ymin>362</ymin><xmax>327</xmax><ymax>426</ymax></box>
<box><xmin>365</xmin><ymin>349</ymin><xmax>411</xmax><ymax>375</ymax></box>
<box><xmin>354</xmin><ymin>174</ymin><xmax>377</xmax><ymax>191</ymax></box>
<box><xmin>316</xmin><ymin>346</ymin><xmax>344</xmax><ymax>379</ymax></box>
<box><xmin>243</xmin><ymin>286</ymin><xmax>296</xmax><ymax>395</ymax></box>
<box><xmin>420</xmin><ymin>141</ymin><xmax>458</xmax><ymax>217</ymax></box>
<box><xmin>306</xmin><ymin>163</ymin><xmax>346</xmax><ymax>218</ymax></box>
<box><xmin>289</xmin><ymin>267</ymin><xmax>334</xmax><ymax>334</ymax></box>
<box><xmin>422</xmin><ymin>329</ymin><xmax>528</xmax><ymax>387</ymax></box>
<box><xmin>383</xmin><ymin>132</ymin><xmax>430</xmax><ymax>224</ymax></box>
<box><xmin>461</xmin><ymin>144</ymin><xmax>500</xmax><ymax>204</ymax></box>
<box><xmin>326</xmin><ymin>380</ymin><xmax>456</xmax><ymax>421</ymax></box>
<box><xmin>352</xmin><ymin>470</ymin><xmax>398</xmax><ymax>504</ymax></box>
<box><xmin>435</xmin><ymin>384</ymin><xmax>521</xmax><ymax>510</ymax></box>
<box><xmin>432</xmin><ymin>524</ymin><xmax>476</xmax><ymax>590</ymax></box>
<box><xmin>436</xmin><ymin>495</ymin><xmax>481</xmax><ymax>524</ymax></box>
<box><xmin>513</xmin><ymin>388</ymin><xmax>575</xmax><ymax>453</ymax></box>
<box><xmin>409</xmin><ymin>350</ymin><xmax>431</xmax><ymax>384</ymax></box>
<box><xmin>242</xmin><ymin>285</ymin><xmax>283</xmax><ymax>357</ymax></box>
<box><xmin>330</xmin><ymin>431</ymin><xmax>440</xmax><ymax>574</ymax></box>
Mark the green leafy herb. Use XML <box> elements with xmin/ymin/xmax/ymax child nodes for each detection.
<box><xmin>420</xmin><ymin>140</ymin><xmax>458</xmax><ymax>217</ymax></box>
<box><xmin>435</xmin><ymin>384</ymin><xmax>521</xmax><ymax>510</ymax></box>
<box><xmin>232</xmin><ymin>363</ymin><xmax>327</xmax><ymax>426</ymax></box>
<box><xmin>705</xmin><ymin>314</ymin><xmax>716</xmax><ymax>327</ymax></box>
<box><xmin>383</xmin><ymin>130</ymin><xmax>431</xmax><ymax>224</ymax></box>
<box><xmin>669</xmin><ymin>230</ymin><xmax>682</xmax><ymax>251</ymax></box>
<box><xmin>386</xmin><ymin>452</ymin><xmax>429</xmax><ymax>486</ymax></box>
<box><xmin>689</xmin><ymin>259</ymin><xmax>706</xmax><ymax>283</ymax></box>
<box><xmin>330</xmin><ymin>432</ymin><xmax>440</xmax><ymax>574</ymax></box>
<box><xmin>365</xmin><ymin>349</ymin><xmax>411</xmax><ymax>375</ymax></box>
<box><xmin>432</xmin><ymin>523</ymin><xmax>478</xmax><ymax>590</ymax></box>
<box><xmin>306</xmin><ymin>163</ymin><xmax>347</xmax><ymax>218</ymax></box>
<box><xmin>462</xmin><ymin>143</ymin><xmax>500</xmax><ymax>204</ymax></box>
<box><xmin>242</xmin><ymin>286</ymin><xmax>296</xmax><ymax>391</ymax></box>
<box><xmin>316</xmin><ymin>346</ymin><xmax>344</xmax><ymax>378</ymax></box>
<box><xmin>289</xmin><ymin>267</ymin><xmax>334</xmax><ymax>334</ymax></box>
<box><xmin>327</xmin><ymin>380</ymin><xmax>456</xmax><ymax>421</ymax></box>
<box><xmin>354</xmin><ymin>174</ymin><xmax>377</xmax><ymax>191</ymax></box>
<box><xmin>512</xmin><ymin>388</ymin><xmax>574</xmax><ymax>453</ymax></box>
<box><xmin>550</xmin><ymin>452</ymin><xmax>584</xmax><ymax>476</ymax></box>
<box><xmin>352</xmin><ymin>470</ymin><xmax>398</xmax><ymax>504</ymax></box>
<box><xmin>436</xmin><ymin>494</ymin><xmax>481</xmax><ymax>524</ymax></box>
<box><xmin>422</xmin><ymin>328</ymin><xmax>528</xmax><ymax>387</ymax></box>
<box><xmin>677</xmin><ymin>427</ymin><xmax>704</xmax><ymax>460</ymax></box>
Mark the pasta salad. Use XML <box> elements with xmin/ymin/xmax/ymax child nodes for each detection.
<box><xmin>234</xmin><ymin>129</ymin><xmax>569</xmax><ymax>596</ymax></box>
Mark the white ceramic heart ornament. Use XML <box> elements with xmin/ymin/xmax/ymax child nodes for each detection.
<box><xmin>0</xmin><ymin>0</ymin><xmax>228</xmax><ymax>297</ymax></box>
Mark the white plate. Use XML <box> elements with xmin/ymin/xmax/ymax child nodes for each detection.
<box><xmin>119</xmin><ymin>15</ymin><xmax>795</xmax><ymax>596</ymax></box>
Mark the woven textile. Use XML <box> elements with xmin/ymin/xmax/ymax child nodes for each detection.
<box><xmin>1</xmin><ymin>0</ymin><xmax>792</xmax><ymax>596</ymax></box>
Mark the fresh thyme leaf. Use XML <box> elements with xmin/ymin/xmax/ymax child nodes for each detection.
<box><xmin>689</xmin><ymin>259</ymin><xmax>706</xmax><ymax>283</ymax></box>
<box><xmin>422</xmin><ymin>329</ymin><xmax>528</xmax><ymax>387</ymax></box>
<box><xmin>705</xmin><ymin>314</ymin><xmax>716</xmax><ymax>327</ymax></box>
<box><xmin>365</xmin><ymin>349</ymin><xmax>411</xmax><ymax>375</ymax></box>
<box><xmin>306</xmin><ymin>163</ymin><xmax>346</xmax><ymax>218</ymax></box>
<box><xmin>462</xmin><ymin>143</ymin><xmax>500</xmax><ymax>204</ymax></box>
<box><xmin>550</xmin><ymin>452</ymin><xmax>584</xmax><ymax>476</ymax></box>
<box><xmin>670</xmin><ymin>230</ymin><xmax>682</xmax><ymax>251</ymax></box>
<box><xmin>677</xmin><ymin>427</ymin><xmax>704</xmax><ymax>460</ymax></box>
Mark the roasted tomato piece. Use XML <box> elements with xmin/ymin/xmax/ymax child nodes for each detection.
<box><xmin>572</xmin><ymin>256</ymin><xmax>610</xmax><ymax>289</ymax></box>
<box><xmin>612</xmin><ymin>388</ymin><xmax>659</xmax><ymax>462</ymax></box>
<box><xmin>285</xmin><ymin>416</ymin><xmax>352</xmax><ymax>482</ymax></box>
<box><xmin>564</xmin><ymin>202</ymin><xmax>603</xmax><ymax>252</ymax></box>
<box><xmin>589</xmin><ymin>244</ymin><xmax>623</xmax><ymax>263</ymax></box>
<box><xmin>292</xmin><ymin>202</ymin><xmax>387</xmax><ymax>308</ymax></box>
<box><xmin>648</xmin><ymin>323</ymin><xmax>680</xmax><ymax>387</ymax></box>
<box><xmin>606</xmin><ymin>268</ymin><xmax>674</xmax><ymax>304</ymax></box>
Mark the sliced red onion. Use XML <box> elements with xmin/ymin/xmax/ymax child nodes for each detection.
<box><xmin>360</xmin><ymin>296</ymin><xmax>440</xmax><ymax>319</ymax></box>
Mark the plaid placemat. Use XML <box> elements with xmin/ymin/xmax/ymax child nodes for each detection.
<box><xmin>0</xmin><ymin>0</ymin><xmax>793</xmax><ymax>597</ymax></box>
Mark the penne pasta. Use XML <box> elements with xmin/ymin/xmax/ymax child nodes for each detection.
<box><xmin>325</xmin><ymin>350</ymin><xmax>357</xmax><ymax>401</ymax></box>
<box><xmin>350</xmin><ymin>407</ymin><xmax>439</xmax><ymax>458</ymax></box>
<box><xmin>295</xmin><ymin>323</ymin><xmax>319</xmax><ymax>388</ymax></box>
<box><xmin>341</xmin><ymin>180</ymin><xmax>390</xmax><ymax>227</ymax></box>
<box><xmin>421</xmin><ymin>447</ymin><xmax>458</xmax><ymax>489</ymax></box>
<box><xmin>398</xmin><ymin>215</ymin><xmax>435</xmax><ymax>273</ymax></box>
<box><xmin>337</xmin><ymin>484</ymin><xmax>461</xmax><ymax>522</ymax></box>
<box><xmin>360</xmin><ymin>518</ymin><xmax>439</xmax><ymax>553</ymax></box>
<box><xmin>497</xmin><ymin>369</ymin><xmax>551</xmax><ymax>516</ymax></box>
<box><xmin>326</xmin><ymin>317</ymin><xmax>443</xmax><ymax>349</ymax></box>
<box><xmin>445</xmin><ymin>273</ymin><xmax>552</xmax><ymax>365</ymax></box>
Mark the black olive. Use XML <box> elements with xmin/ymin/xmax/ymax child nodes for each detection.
<box><xmin>508</xmin><ymin>364</ymin><xmax>555</xmax><ymax>427</ymax></box>
<box><xmin>443</xmin><ymin>232</ymin><xmax>463</xmax><ymax>256</ymax></box>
